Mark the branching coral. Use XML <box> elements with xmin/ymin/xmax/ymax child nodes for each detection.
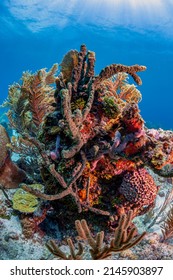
<box><xmin>94</xmin><ymin>64</ymin><xmax>146</xmax><ymax>88</ymax></box>
<box><xmin>46</xmin><ymin>211</ymin><xmax>146</xmax><ymax>260</ymax></box>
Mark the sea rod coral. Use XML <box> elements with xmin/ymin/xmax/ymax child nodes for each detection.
<box><xmin>2</xmin><ymin>44</ymin><xmax>173</xmax><ymax>232</ymax></box>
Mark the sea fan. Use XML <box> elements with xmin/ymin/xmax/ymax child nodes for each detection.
<box><xmin>161</xmin><ymin>206</ymin><xmax>173</xmax><ymax>242</ymax></box>
<box><xmin>60</xmin><ymin>50</ymin><xmax>78</xmax><ymax>82</ymax></box>
<box><xmin>100</xmin><ymin>72</ymin><xmax>128</xmax><ymax>98</ymax></box>
<box><xmin>3</xmin><ymin>64</ymin><xmax>58</xmax><ymax>134</ymax></box>
<box><xmin>119</xmin><ymin>84</ymin><xmax>142</xmax><ymax>103</ymax></box>
<box><xmin>3</xmin><ymin>79</ymin><xmax>30</xmax><ymax>132</ymax></box>
<box><xmin>28</xmin><ymin>64</ymin><xmax>58</xmax><ymax>128</ymax></box>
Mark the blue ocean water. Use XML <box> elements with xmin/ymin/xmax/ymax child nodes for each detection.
<box><xmin>0</xmin><ymin>0</ymin><xmax>173</xmax><ymax>129</ymax></box>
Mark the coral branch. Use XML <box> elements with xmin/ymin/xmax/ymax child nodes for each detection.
<box><xmin>61</xmin><ymin>139</ymin><xmax>84</xmax><ymax>159</ymax></box>
<box><xmin>85</xmin><ymin>51</ymin><xmax>95</xmax><ymax>78</ymax></box>
<box><xmin>47</xmin><ymin>213</ymin><xmax>145</xmax><ymax>260</ymax></box>
<box><xmin>46</xmin><ymin>240</ymin><xmax>68</xmax><ymax>259</ymax></box>
<box><xmin>81</xmin><ymin>203</ymin><xmax>110</xmax><ymax>216</ymax></box>
<box><xmin>68</xmin><ymin>151</ymin><xmax>87</xmax><ymax>187</ymax></box>
<box><xmin>21</xmin><ymin>184</ymin><xmax>72</xmax><ymax>200</ymax></box>
<box><xmin>49</xmin><ymin>164</ymin><xmax>67</xmax><ymax>189</ymax></box>
<box><xmin>60</xmin><ymin>88</ymin><xmax>78</xmax><ymax>139</ymax></box>
<box><xmin>46</xmin><ymin>239</ymin><xmax>84</xmax><ymax>260</ymax></box>
<box><xmin>75</xmin><ymin>211</ymin><xmax>146</xmax><ymax>259</ymax></box>
<box><xmin>82</xmin><ymin>81</ymin><xmax>95</xmax><ymax>122</ymax></box>
<box><xmin>94</xmin><ymin>64</ymin><xmax>146</xmax><ymax>89</ymax></box>
<box><xmin>72</xmin><ymin>45</ymin><xmax>87</xmax><ymax>93</ymax></box>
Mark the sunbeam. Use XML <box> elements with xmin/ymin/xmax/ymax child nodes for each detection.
<box><xmin>3</xmin><ymin>0</ymin><xmax>173</xmax><ymax>34</ymax></box>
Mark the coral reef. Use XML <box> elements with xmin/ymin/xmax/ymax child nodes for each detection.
<box><xmin>1</xmin><ymin>44</ymin><xmax>173</xmax><ymax>247</ymax></box>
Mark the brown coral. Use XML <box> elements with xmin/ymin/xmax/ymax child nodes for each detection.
<box><xmin>0</xmin><ymin>155</ymin><xmax>26</xmax><ymax>189</ymax></box>
<box><xmin>46</xmin><ymin>212</ymin><xmax>146</xmax><ymax>260</ymax></box>
<box><xmin>0</xmin><ymin>125</ymin><xmax>26</xmax><ymax>189</ymax></box>
<box><xmin>0</xmin><ymin>124</ymin><xmax>10</xmax><ymax>168</ymax></box>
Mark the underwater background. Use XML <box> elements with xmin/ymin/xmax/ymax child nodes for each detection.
<box><xmin>1</xmin><ymin>0</ymin><xmax>173</xmax><ymax>261</ymax></box>
<box><xmin>0</xmin><ymin>0</ymin><xmax>173</xmax><ymax>129</ymax></box>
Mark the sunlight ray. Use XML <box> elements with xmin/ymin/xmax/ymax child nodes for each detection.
<box><xmin>4</xmin><ymin>0</ymin><xmax>173</xmax><ymax>35</ymax></box>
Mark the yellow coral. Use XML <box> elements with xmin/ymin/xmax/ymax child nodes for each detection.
<box><xmin>12</xmin><ymin>184</ymin><xmax>44</xmax><ymax>213</ymax></box>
